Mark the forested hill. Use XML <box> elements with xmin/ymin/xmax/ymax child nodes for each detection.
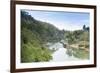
<box><xmin>21</xmin><ymin>11</ymin><xmax>63</xmax><ymax>44</ymax></box>
<box><xmin>21</xmin><ymin>11</ymin><xmax>63</xmax><ymax>62</ymax></box>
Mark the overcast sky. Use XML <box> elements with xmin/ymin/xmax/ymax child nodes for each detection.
<box><xmin>23</xmin><ymin>10</ymin><xmax>90</xmax><ymax>31</ymax></box>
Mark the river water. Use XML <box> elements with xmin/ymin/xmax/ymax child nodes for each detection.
<box><xmin>47</xmin><ymin>42</ymin><xmax>79</xmax><ymax>62</ymax></box>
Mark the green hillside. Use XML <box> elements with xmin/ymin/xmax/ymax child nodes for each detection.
<box><xmin>21</xmin><ymin>11</ymin><xmax>63</xmax><ymax>62</ymax></box>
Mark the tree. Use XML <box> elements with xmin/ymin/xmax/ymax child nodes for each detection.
<box><xmin>83</xmin><ymin>25</ymin><xmax>86</xmax><ymax>30</ymax></box>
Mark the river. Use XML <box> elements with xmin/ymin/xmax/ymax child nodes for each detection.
<box><xmin>47</xmin><ymin>42</ymin><xmax>80</xmax><ymax>62</ymax></box>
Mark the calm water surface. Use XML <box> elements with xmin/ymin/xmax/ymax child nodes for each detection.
<box><xmin>48</xmin><ymin>42</ymin><xmax>79</xmax><ymax>62</ymax></box>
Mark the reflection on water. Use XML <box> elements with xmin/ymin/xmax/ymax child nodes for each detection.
<box><xmin>47</xmin><ymin>42</ymin><xmax>80</xmax><ymax>62</ymax></box>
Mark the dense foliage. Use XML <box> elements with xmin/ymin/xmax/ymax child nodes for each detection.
<box><xmin>21</xmin><ymin>11</ymin><xmax>63</xmax><ymax>62</ymax></box>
